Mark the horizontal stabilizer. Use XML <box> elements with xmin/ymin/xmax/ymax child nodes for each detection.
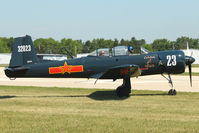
<box><xmin>4</xmin><ymin>67</ymin><xmax>30</xmax><ymax>78</ymax></box>
<box><xmin>5</xmin><ymin>66</ymin><xmax>30</xmax><ymax>72</ymax></box>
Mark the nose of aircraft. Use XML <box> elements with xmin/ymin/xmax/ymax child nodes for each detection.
<box><xmin>185</xmin><ymin>56</ymin><xmax>195</xmax><ymax>65</ymax></box>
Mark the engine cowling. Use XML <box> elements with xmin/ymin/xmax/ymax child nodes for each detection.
<box><xmin>158</xmin><ymin>50</ymin><xmax>186</xmax><ymax>74</ymax></box>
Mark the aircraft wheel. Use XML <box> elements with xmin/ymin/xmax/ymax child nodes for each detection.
<box><xmin>116</xmin><ymin>86</ymin><xmax>129</xmax><ymax>97</ymax></box>
<box><xmin>116</xmin><ymin>86</ymin><xmax>121</xmax><ymax>95</ymax></box>
<box><xmin>168</xmin><ymin>89</ymin><xmax>172</xmax><ymax>95</ymax></box>
<box><xmin>173</xmin><ymin>89</ymin><xmax>177</xmax><ymax>95</ymax></box>
<box><xmin>168</xmin><ymin>89</ymin><xmax>177</xmax><ymax>95</ymax></box>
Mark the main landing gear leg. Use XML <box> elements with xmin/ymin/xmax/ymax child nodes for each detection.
<box><xmin>161</xmin><ymin>74</ymin><xmax>177</xmax><ymax>95</ymax></box>
<box><xmin>116</xmin><ymin>76</ymin><xmax>131</xmax><ymax>97</ymax></box>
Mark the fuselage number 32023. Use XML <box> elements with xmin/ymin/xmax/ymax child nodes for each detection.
<box><xmin>167</xmin><ymin>55</ymin><xmax>177</xmax><ymax>66</ymax></box>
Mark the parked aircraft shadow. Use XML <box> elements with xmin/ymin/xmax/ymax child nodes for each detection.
<box><xmin>0</xmin><ymin>92</ymin><xmax>123</xmax><ymax>101</ymax></box>
<box><xmin>0</xmin><ymin>95</ymin><xmax>88</xmax><ymax>99</ymax></box>
<box><xmin>87</xmin><ymin>90</ymin><xmax>128</xmax><ymax>100</ymax></box>
<box><xmin>131</xmin><ymin>93</ymin><xmax>168</xmax><ymax>96</ymax></box>
<box><xmin>0</xmin><ymin>92</ymin><xmax>123</xmax><ymax>100</ymax></box>
<box><xmin>0</xmin><ymin>95</ymin><xmax>16</xmax><ymax>99</ymax></box>
<box><xmin>88</xmin><ymin>91</ymin><xmax>168</xmax><ymax>100</ymax></box>
<box><xmin>0</xmin><ymin>91</ymin><xmax>168</xmax><ymax>100</ymax></box>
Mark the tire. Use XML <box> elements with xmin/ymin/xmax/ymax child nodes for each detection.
<box><xmin>116</xmin><ymin>86</ymin><xmax>129</xmax><ymax>97</ymax></box>
<box><xmin>173</xmin><ymin>89</ymin><xmax>177</xmax><ymax>95</ymax></box>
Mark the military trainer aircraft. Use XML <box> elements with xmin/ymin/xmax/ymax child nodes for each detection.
<box><xmin>4</xmin><ymin>35</ymin><xmax>195</xmax><ymax>97</ymax></box>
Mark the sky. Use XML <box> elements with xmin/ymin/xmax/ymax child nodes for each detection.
<box><xmin>0</xmin><ymin>0</ymin><xmax>199</xmax><ymax>43</ymax></box>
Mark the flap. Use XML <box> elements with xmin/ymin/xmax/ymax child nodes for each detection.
<box><xmin>109</xmin><ymin>64</ymin><xmax>140</xmax><ymax>78</ymax></box>
<box><xmin>90</xmin><ymin>72</ymin><xmax>105</xmax><ymax>79</ymax></box>
<box><xmin>90</xmin><ymin>64</ymin><xmax>141</xmax><ymax>79</ymax></box>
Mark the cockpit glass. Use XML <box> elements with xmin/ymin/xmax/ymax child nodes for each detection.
<box><xmin>88</xmin><ymin>46</ymin><xmax>132</xmax><ymax>57</ymax></box>
<box><xmin>87</xmin><ymin>45</ymin><xmax>150</xmax><ymax>57</ymax></box>
<box><xmin>112</xmin><ymin>46</ymin><xmax>129</xmax><ymax>56</ymax></box>
<box><xmin>88</xmin><ymin>48</ymin><xmax>109</xmax><ymax>56</ymax></box>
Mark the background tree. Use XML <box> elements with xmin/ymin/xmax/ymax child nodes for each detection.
<box><xmin>174</xmin><ymin>36</ymin><xmax>199</xmax><ymax>50</ymax></box>
<box><xmin>82</xmin><ymin>40</ymin><xmax>91</xmax><ymax>53</ymax></box>
<box><xmin>142</xmin><ymin>44</ymin><xmax>153</xmax><ymax>51</ymax></box>
<box><xmin>1</xmin><ymin>36</ymin><xmax>198</xmax><ymax>55</ymax></box>
<box><xmin>113</xmin><ymin>39</ymin><xmax>119</xmax><ymax>47</ymax></box>
<box><xmin>152</xmin><ymin>39</ymin><xmax>172</xmax><ymax>51</ymax></box>
<box><xmin>0</xmin><ymin>37</ymin><xmax>14</xmax><ymax>53</ymax></box>
<box><xmin>59</xmin><ymin>38</ymin><xmax>83</xmax><ymax>57</ymax></box>
<box><xmin>34</xmin><ymin>38</ymin><xmax>59</xmax><ymax>54</ymax></box>
<box><xmin>130</xmin><ymin>37</ymin><xmax>146</xmax><ymax>53</ymax></box>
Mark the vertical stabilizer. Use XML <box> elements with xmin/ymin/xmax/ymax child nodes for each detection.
<box><xmin>9</xmin><ymin>35</ymin><xmax>38</xmax><ymax>68</ymax></box>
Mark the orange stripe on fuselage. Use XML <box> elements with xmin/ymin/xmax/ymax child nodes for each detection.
<box><xmin>49</xmin><ymin>62</ymin><xmax>83</xmax><ymax>74</ymax></box>
<box><xmin>49</xmin><ymin>67</ymin><xmax>63</xmax><ymax>74</ymax></box>
<box><xmin>70</xmin><ymin>66</ymin><xmax>83</xmax><ymax>72</ymax></box>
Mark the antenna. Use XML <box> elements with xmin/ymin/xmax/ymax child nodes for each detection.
<box><xmin>186</xmin><ymin>41</ymin><xmax>190</xmax><ymax>56</ymax></box>
<box><xmin>65</xmin><ymin>48</ymin><xmax>74</xmax><ymax>59</ymax></box>
<box><xmin>172</xmin><ymin>43</ymin><xmax>175</xmax><ymax>50</ymax></box>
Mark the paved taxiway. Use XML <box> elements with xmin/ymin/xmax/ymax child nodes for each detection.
<box><xmin>0</xmin><ymin>67</ymin><xmax>198</xmax><ymax>92</ymax></box>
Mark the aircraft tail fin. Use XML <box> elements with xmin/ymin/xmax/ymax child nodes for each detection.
<box><xmin>9</xmin><ymin>35</ymin><xmax>38</xmax><ymax>68</ymax></box>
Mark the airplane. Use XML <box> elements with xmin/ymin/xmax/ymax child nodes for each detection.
<box><xmin>4</xmin><ymin>35</ymin><xmax>195</xmax><ymax>97</ymax></box>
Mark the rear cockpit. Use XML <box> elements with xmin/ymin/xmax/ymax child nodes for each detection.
<box><xmin>88</xmin><ymin>48</ymin><xmax>110</xmax><ymax>56</ymax></box>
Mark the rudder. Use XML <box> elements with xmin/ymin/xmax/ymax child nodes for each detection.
<box><xmin>9</xmin><ymin>35</ymin><xmax>38</xmax><ymax>68</ymax></box>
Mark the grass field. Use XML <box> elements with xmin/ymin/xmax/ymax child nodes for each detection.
<box><xmin>175</xmin><ymin>72</ymin><xmax>199</xmax><ymax>76</ymax></box>
<box><xmin>192</xmin><ymin>64</ymin><xmax>199</xmax><ymax>67</ymax></box>
<box><xmin>0</xmin><ymin>86</ymin><xmax>199</xmax><ymax>133</ymax></box>
<box><xmin>0</xmin><ymin>64</ymin><xmax>8</xmax><ymax>67</ymax></box>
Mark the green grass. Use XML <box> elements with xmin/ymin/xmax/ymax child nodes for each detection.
<box><xmin>0</xmin><ymin>64</ymin><xmax>8</xmax><ymax>67</ymax></box>
<box><xmin>0</xmin><ymin>86</ymin><xmax>199</xmax><ymax>133</ymax></box>
<box><xmin>192</xmin><ymin>64</ymin><xmax>199</xmax><ymax>67</ymax></box>
<box><xmin>174</xmin><ymin>72</ymin><xmax>199</xmax><ymax>76</ymax></box>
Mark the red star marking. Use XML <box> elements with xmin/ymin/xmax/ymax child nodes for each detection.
<box><xmin>61</xmin><ymin>62</ymin><xmax>72</xmax><ymax>74</ymax></box>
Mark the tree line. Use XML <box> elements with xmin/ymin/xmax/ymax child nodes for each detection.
<box><xmin>0</xmin><ymin>36</ymin><xmax>199</xmax><ymax>56</ymax></box>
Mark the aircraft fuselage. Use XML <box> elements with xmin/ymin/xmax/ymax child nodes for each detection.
<box><xmin>5</xmin><ymin>50</ymin><xmax>186</xmax><ymax>80</ymax></box>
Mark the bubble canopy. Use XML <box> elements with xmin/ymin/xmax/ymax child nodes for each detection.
<box><xmin>88</xmin><ymin>46</ymin><xmax>137</xmax><ymax>57</ymax></box>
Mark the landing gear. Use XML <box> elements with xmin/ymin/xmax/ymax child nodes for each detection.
<box><xmin>168</xmin><ymin>89</ymin><xmax>176</xmax><ymax>95</ymax></box>
<box><xmin>161</xmin><ymin>74</ymin><xmax>177</xmax><ymax>95</ymax></box>
<box><xmin>116</xmin><ymin>76</ymin><xmax>131</xmax><ymax>97</ymax></box>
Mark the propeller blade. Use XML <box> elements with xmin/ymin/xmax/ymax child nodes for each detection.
<box><xmin>188</xmin><ymin>64</ymin><xmax>192</xmax><ymax>87</ymax></box>
<box><xmin>191</xmin><ymin>51</ymin><xmax>193</xmax><ymax>57</ymax></box>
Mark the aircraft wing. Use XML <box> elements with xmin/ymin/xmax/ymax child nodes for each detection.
<box><xmin>90</xmin><ymin>72</ymin><xmax>105</xmax><ymax>79</ymax></box>
<box><xmin>90</xmin><ymin>64</ymin><xmax>141</xmax><ymax>79</ymax></box>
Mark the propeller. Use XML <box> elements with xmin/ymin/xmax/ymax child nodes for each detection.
<box><xmin>188</xmin><ymin>64</ymin><xmax>192</xmax><ymax>86</ymax></box>
<box><xmin>185</xmin><ymin>55</ymin><xmax>195</xmax><ymax>87</ymax></box>
<box><xmin>185</xmin><ymin>41</ymin><xmax>195</xmax><ymax>86</ymax></box>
